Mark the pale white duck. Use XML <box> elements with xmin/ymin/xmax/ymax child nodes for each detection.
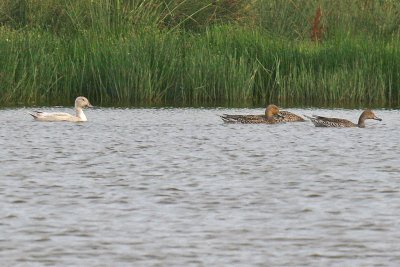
<box><xmin>29</xmin><ymin>96</ymin><xmax>93</xmax><ymax>122</ymax></box>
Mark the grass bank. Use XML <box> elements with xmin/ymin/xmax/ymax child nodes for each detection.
<box><xmin>1</xmin><ymin>0</ymin><xmax>400</xmax><ymax>107</ymax></box>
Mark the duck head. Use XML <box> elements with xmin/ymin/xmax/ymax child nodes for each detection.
<box><xmin>358</xmin><ymin>110</ymin><xmax>382</xmax><ymax>128</ymax></box>
<box><xmin>75</xmin><ymin>96</ymin><xmax>93</xmax><ymax>109</ymax></box>
<box><xmin>265</xmin><ymin>104</ymin><xmax>281</xmax><ymax>120</ymax></box>
<box><xmin>361</xmin><ymin>110</ymin><xmax>382</xmax><ymax>121</ymax></box>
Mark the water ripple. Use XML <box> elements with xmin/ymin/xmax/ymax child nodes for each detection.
<box><xmin>0</xmin><ymin>107</ymin><xmax>399</xmax><ymax>266</ymax></box>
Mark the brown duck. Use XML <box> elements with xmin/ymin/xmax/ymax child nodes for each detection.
<box><xmin>221</xmin><ymin>104</ymin><xmax>304</xmax><ymax>124</ymax></box>
<box><xmin>304</xmin><ymin>110</ymin><xmax>382</xmax><ymax>128</ymax></box>
<box><xmin>221</xmin><ymin>104</ymin><xmax>305</xmax><ymax>124</ymax></box>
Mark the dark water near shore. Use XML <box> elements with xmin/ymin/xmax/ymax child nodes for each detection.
<box><xmin>0</xmin><ymin>107</ymin><xmax>399</xmax><ymax>266</ymax></box>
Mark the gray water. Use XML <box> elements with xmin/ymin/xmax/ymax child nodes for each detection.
<box><xmin>0</xmin><ymin>107</ymin><xmax>399</xmax><ymax>266</ymax></box>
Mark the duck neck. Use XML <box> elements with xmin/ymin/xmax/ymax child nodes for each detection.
<box><xmin>357</xmin><ymin>116</ymin><xmax>365</xmax><ymax>128</ymax></box>
<box><xmin>75</xmin><ymin>107</ymin><xmax>87</xmax><ymax>121</ymax></box>
<box><xmin>265</xmin><ymin>111</ymin><xmax>275</xmax><ymax>123</ymax></box>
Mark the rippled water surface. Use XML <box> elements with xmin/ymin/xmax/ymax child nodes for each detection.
<box><xmin>1</xmin><ymin>107</ymin><xmax>399</xmax><ymax>266</ymax></box>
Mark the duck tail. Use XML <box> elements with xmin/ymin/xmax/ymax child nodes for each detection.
<box><xmin>28</xmin><ymin>111</ymin><xmax>40</xmax><ymax>119</ymax></box>
<box><xmin>220</xmin><ymin>115</ymin><xmax>236</xmax><ymax>123</ymax></box>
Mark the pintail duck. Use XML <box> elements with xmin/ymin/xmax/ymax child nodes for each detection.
<box><xmin>304</xmin><ymin>110</ymin><xmax>382</xmax><ymax>128</ymax></box>
<box><xmin>221</xmin><ymin>104</ymin><xmax>280</xmax><ymax>124</ymax></box>
<box><xmin>29</xmin><ymin>96</ymin><xmax>93</xmax><ymax>122</ymax></box>
<box><xmin>221</xmin><ymin>104</ymin><xmax>305</xmax><ymax>124</ymax></box>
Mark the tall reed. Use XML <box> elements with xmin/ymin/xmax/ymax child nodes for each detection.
<box><xmin>0</xmin><ymin>0</ymin><xmax>400</xmax><ymax>107</ymax></box>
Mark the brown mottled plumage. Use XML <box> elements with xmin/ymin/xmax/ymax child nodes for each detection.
<box><xmin>221</xmin><ymin>104</ymin><xmax>280</xmax><ymax>124</ymax></box>
<box><xmin>220</xmin><ymin>105</ymin><xmax>304</xmax><ymax>124</ymax></box>
<box><xmin>304</xmin><ymin>110</ymin><xmax>382</xmax><ymax>128</ymax></box>
<box><xmin>277</xmin><ymin>111</ymin><xmax>305</xmax><ymax>122</ymax></box>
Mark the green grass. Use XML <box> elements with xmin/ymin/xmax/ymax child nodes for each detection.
<box><xmin>1</xmin><ymin>0</ymin><xmax>400</xmax><ymax>107</ymax></box>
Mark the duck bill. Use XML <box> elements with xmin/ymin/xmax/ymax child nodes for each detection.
<box><xmin>87</xmin><ymin>103</ymin><xmax>93</xmax><ymax>108</ymax></box>
<box><xmin>276</xmin><ymin>113</ymin><xmax>285</xmax><ymax>119</ymax></box>
<box><xmin>374</xmin><ymin>116</ymin><xmax>382</xmax><ymax>121</ymax></box>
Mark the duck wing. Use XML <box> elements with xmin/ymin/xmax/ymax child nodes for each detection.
<box><xmin>29</xmin><ymin>111</ymin><xmax>77</xmax><ymax>122</ymax></box>
<box><xmin>220</xmin><ymin>113</ymin><xmax>266</xmax><ymax>123</ymax></box>
<box><xmin>277</xmin><ymin>111</ymin><xmax>305</xmax><ymax>122</ymax></box>
<box><xmin>221</xmin><ymin>114</ymin><xmax>264</xmax><ymax>120</ymax></box>
<box><xmin>220</xmin><ymin>114</ymin><xmax>277</xmax><ymax>124</ymax></box>
<box><xmin>304</xmin><ymin>115</ymin><xmax>355</xmax><ymax>127</ymax></box>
